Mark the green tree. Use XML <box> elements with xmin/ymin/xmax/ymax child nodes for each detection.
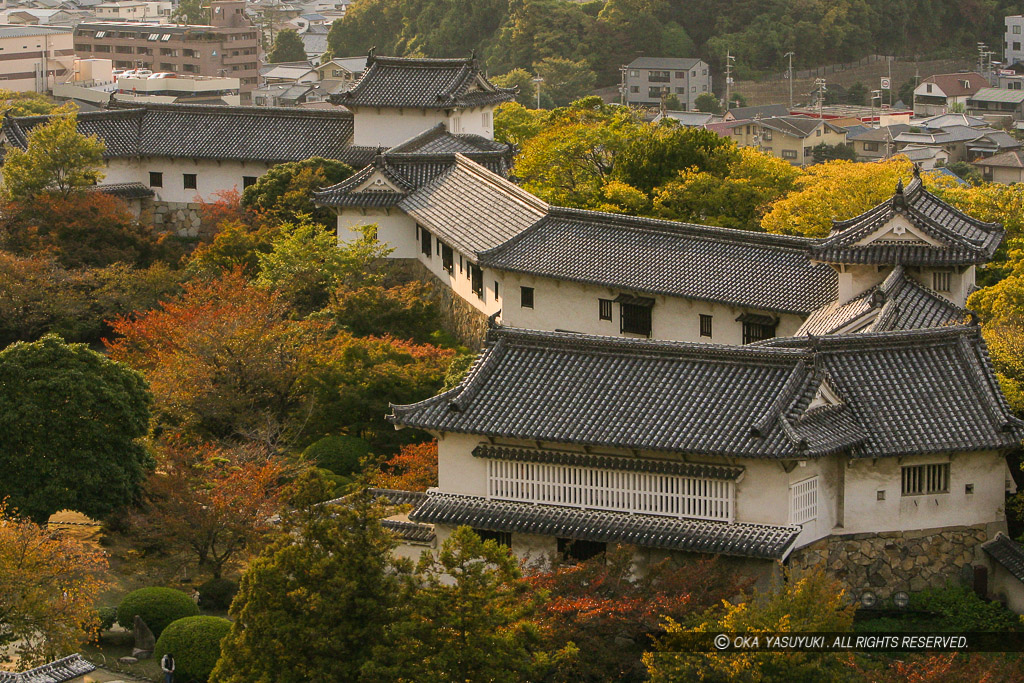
<box><xmin>898</xmin><ymin>78</ymin><xmax>916</xmax><ymax>106</ymax></box>
<box><xmin>155</xmin><ymin>616</ymin><xmax>232</xmax><ymax>683</ymax></box>
<box><xmin>695</xmin><ymin>92</ymin><xmax>723</xmax><ymax>114</ymax></box>
<box><xmin>614</xmin><ymin>123</ymin><xmax>738</xmax><ymax>194</ymax></box>
<box><xmin>268</xmin><ymin>28</ymin><xmax>308</xmax><ymax>63</ymax></box>
<box><xmin>0</xmin><ymin>335</ymin><xmax>153</xmax><ymax>523</ymax></box>
<box><xmin>210</xmin><ymin>477</ymin><xmax>401</xmax><ymax>683</ymax></box>
<box><xmin>845</xmin><ymin>81</ymin><xmax>868</xmax><ymax>105</ymax></box>
<box><xmin>172</xmin><ymin>0</ymin><xmax>207</xmax><ymax>25</ymax></box>
<box><xmin>491</xmin><ymin>68</ymin><xmax>537</xmax><ymax>108</ymax></box>
<box><xmin>0</xmin><ymin>90</ymin><xmax>63</xmax><ymax>116</ymax></box>
<box><xmin>811</xmin><ymin>142</ymin><xmax>857</xmax><ymax>164</ymax></box>
<box><xmin>364</xmin><ymin>526</ymin><xmax>566</xmax><ymax>682</ymax></box>
<box><xmin>534</xmin><ymin>57</ymin><xmax>596</xmax><ymax>107</ymax></box>
<box><xmin>493</xmin><ymin>102</ymin><xmax>547</xmax><ymax>147</ymax></box>
<box><xmin>116</xmin><ymin>587</ymin><xmax>200</xmax><ymax>638</ymax></box>
<box><xmin>240</xmin><ymin>157</ymin><xmax>353</xmax><ymax>226</ymax></box>
<box><xmin>2</xmin><ymin>110</ymin><xmax>104</xmax><ymax>199</ymax></box>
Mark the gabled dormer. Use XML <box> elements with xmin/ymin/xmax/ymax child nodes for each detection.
<box><xmin>808</xmin><ymin>169</ymin><xmax>1004</xmax><ymax>305</ymax></box>
<box><xmin>313</xmin><ymin>152</ymin><xmax>415</xmax><ymax>209</ymax></box>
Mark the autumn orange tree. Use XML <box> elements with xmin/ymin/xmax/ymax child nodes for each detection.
<box><xmin>372</xmin><ymin>441</ymin><xmax>438</xmax><ymax>491</ymax></box>
<box><xmin>131</xmin><ymin>440</ymin><xmax>286</xmax><ymax>579</ymax></box>
<box><xmin>527</xmin><ymin>547</ymin><xmax>748</xmax><ymax>682</ymax></box>
<box><xmin>107</xmin><ymin>270</ymin><xmax>325</xmax><ymax>447</ymax></box>
<box><xmin>0</xmin><ymin>501</ymin><xmax>107</xmax><ymax>670</ymax></box>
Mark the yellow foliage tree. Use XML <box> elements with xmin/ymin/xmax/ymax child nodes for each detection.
<box><xmin>0</xmin><ymin>501</ymin><xmax>108</xmax><ymax>670</ymax></box>
<box><xmin>644</xmin><ymin>569</ymin><xmax>856</xmax><ymax>683</ymax></box>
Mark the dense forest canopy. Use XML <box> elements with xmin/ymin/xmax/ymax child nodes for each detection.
<box><xmin>328</xmin><ymin>0</ymin><xmax>1013</xmax><ymax>88</ymax></box>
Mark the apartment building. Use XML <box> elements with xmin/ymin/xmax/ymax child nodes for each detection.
<box><xmin>0</xmin><ymin>25</ymin><xmax>74</xmax><ymax>92</ymax></box>
<box><xmin>623</xmin><ymin>57</ymin><xmax>712</xmax><ymax>110</ymax></box>
<box><xmin>73</xmin><ymin>0</ymin><xmax>258</xmax><ymax>102</ymax></box>
<box><xmin>1007</xmin><ymin>15</ymin><xmax>1024</xmax><ymax>66</ymax></box>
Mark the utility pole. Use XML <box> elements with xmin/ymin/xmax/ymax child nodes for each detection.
<box><xmin>784</xmin><ymin>51</ymin><xmax>794</xmax><ymax>109</ymax></box>
<box><xmin>871</xmin><ymin>89</ymin><xmax>882</xmax><ymax>128</ymax></box>
<box><xmin>533</xmin><ymin>74</ymin><xmax>543</xmax><ymax>109</ymax></box>
<box><xmin>724</xmin><ymin>50</ymin><xmax>735</xmax><ymax>110</ymax></box>
<box><xmin>619</xmin><ymin>65</ymin><xmax>627</xmax><ymax>105</ymax></box>
<box><xmin>814</xmin><ymin>77</ymin><xmax>827</xmax><ymax>120</ymax></box>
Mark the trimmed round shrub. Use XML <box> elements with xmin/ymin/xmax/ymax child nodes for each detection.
<box><xmin>155</xmin><ymin>616</ymin><xmax>231</xmax><ymax>683</ymax></box>
<box><xmin>301</xmin><ymin>435</ymin><xmax>370</xmax><ymax>477</ymax></box>
<box><xmin>116</xmin><ymin>587</ymin><xmax>200</xmax><ymax>637</ymax></box>
<box><xmin>97</xmin><ymin>605</ymin><xmax>118</xmax><ymax>631</ymax></box>
<box><xmin>198</xmin><ymin>578</ymin><xmax>238</xmax><ymax>611</ymax></box>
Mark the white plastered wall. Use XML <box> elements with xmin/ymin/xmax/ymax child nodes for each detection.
<box><xmin>102</xmin><ymin>156</ymin><xmax>273</xmax><ymax>203</ymax></box>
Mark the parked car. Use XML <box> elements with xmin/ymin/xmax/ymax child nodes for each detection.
<box><xmin>149</xmin><ymin>72</ymin><xmax>177</xmax><ymax>79</ymax></box>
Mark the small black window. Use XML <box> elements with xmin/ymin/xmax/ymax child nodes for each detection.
<box><xmin>557</xmin><ymin>538</ymin><xmax>606</xmax><ymax>563</ymax></box>
<box><xmin>242</xmin><ymin>175</ymin><xmax>257</xmax><ymax>189</ymax></box>
<box><xmin>149</xmin><ymin>171</ymin><xmax>162</xmax><ymax>187</ymax></box>
<box><xmin>470</xmin><ymin>264</ymin><xmax>483</xmax><ymax>300</ymax></box>
<box><xmin>474</xmin><ymin>529</ymin><xmax>512</xmax><ymax>547</ymax></box>
<box><xmin>459</xmin><ymin>254</ymin><xmax>463</xmax><ymax>273</ymax></box>
<box><xmin>520</xmin><ymin>286</ymin><xmax>534</xmax><ymax>308</ymax></box>
<box><xmin>494</xmin><ymin>280</ymin><xmax>499</xmax><ymax>299</ymax></box>
<box><xmin>183</xmin><ymin>173</ymin><xmax>197</xmax><ymax>189</ymax></box>
<box><xmin>742</xmin><ymin>321</ymin><xmax>776</xmax><ymax>345</ymax></box>
<box><xmin>441</xmin><ymin>243</ymin><xmax>453</xmax><ymax>273</ymax></box>
<box><xmin>902</xmin><ymin>463</ymin><xmax>950</xmax><ymax>496</ymax></box>
<box><xmin>420</xmin><ymin>226</ymin><xmax>431</xmax><ymax>257</ymax></box>
<box><xmin>620</xmin><ymin>303</ymin><xmax>652</xmax><ymax>337</ymax></box>
<box><xmin>700</xmin><ymin>314</ymin><xmax>713</xmax><ymax>338</ymax></box>
<box><xmin>598</xmin><ymin>299</ymin><xmax>613</xmax><ymax>321</ymax></box>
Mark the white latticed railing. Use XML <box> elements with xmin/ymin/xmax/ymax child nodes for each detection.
<box><xmin>790</xmin><ymin>476</ymin><xmax>819</xmax><ymax>525</ymax></box>
<box><xmin>486</xmin><ymin>459</ymin><xmax>734</xmax><ymax>522</ymax></box>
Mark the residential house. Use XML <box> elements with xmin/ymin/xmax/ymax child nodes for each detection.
<box><xmin>73</xmin><ymin>1</ymin><xmax>259</xmax><ymax>102</ymax></box>
<box><xmin>299</xmin><ymin>23</ymin><xmax>329</xmax><ymax>62</ymax></box>
<box><xmin>912</xmin><ymin>72</ymin><xmax>989</xmax><ymax>117</ymax></box>
<box><xmin>1007</xmin><ymin>15</ymin><xmax>1024</xmax><ymax>66</ymax></box>
<box><xmin>715</xmin><ymin>115</ymin><xmax>848</xmax><ymax>166</ymax></box>
<box><xmin>314</xmin><ymin>55</ymin><xmax>365</xmax><ymax>84</ymax></box>
<box><xmin>260</xmin><ymin>61</ymin><xmax>318</xmax><ymax>86</ymax></box>
<box><xmin>972</xmin><ymin>149</ymin><xmax>1024</xmax><ymax>183</ymax></box>
<box><xmin>623</xmin><ymin>57</ymin><xmax>711</xmax><ymax>111</ymax></box>
<box><xmin>894</xmin><ymin>124</ymin><xmax>1020</xmax><ymax>162</ymax></box>
<box><xmin>723</xmin><ymin>103</ymin><xmax>789</xmax><ymax>122</ymax></box>
<box><xmin>651</xmin><ymin>110</ymin><xmax>716</xmax><ymax>127</ymax></box>
<box><xmin>845</xmin><ymin>124</ymin><xmax>909</xmax><ymax>160</ymax></box>
<box><xmin>967</xmin><ymin>87</ymin><xmax>1024</xmax><ymax>121</ymax></box>
<box><xmin>330</xmin><ymin>52</ymin><xmax>515</xmax><ymax>146</ymax></box>
<box><xmin>895</xmin><ymin>144</ymin><xmax>949</xmax><ymax>170</ymax></box>
<box><xmin>2</xmin><ymin>8</ymin><xmax>81</xmax><ymax>25</ymax></box>
<box><xmin>0</xmin><ymin>24</ymin><xmax>74</xmax><ymax>92</ymax></box>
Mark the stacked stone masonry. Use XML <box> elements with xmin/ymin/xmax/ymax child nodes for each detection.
<box><xmin>789</xmin><ymin>525</ymin><xmax>990</xmax><ymax>599</ymax></box>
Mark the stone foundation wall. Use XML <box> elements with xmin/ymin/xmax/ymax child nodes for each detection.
<box><xmin>790</xmin><ymin>525</ymin><xmax>990</xmax><ymax>598</ymax></box>
<box><xmin>385</xmin><ymin>258</ymin><xmax>489</xmax><ymax>349</ymax></box>
<box><xmin>150</xmin><ymin>201</ymin><xmax>207</xmax><ymax>238</ymax></box>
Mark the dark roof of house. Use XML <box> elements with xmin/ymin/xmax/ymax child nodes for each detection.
<box><xmin>333</xmin><ymin>54</ymin><xmax>515</xmax><ymax>109</ymax></box>
<box><xmin>973</xmin><ymin>149</ymin><xmax>1024</xmax><ymax>168</ymax></box>
<box><xmin>808</xmin><ymin>173</ymin><xmax>1004</xmax><ymax>266</ymax></box>
<box><xmin>409</xmin><ymin>491</ymin><xmax>800</xmax><ymax>560</ymax></box>
<box><xmin>86</xmin><ymin>181</ymin><xmax>155</xmax><ymax>200</ymax></box>
<box><xmin>918</xmin><ymin>72</ymin><xmax>989</xmax><ymax>97</ymax></box>
<box><xmin>758</xmin><ymin>115</ymin><xmax>842</xmax><ymax>138</ymax></box>
<box><xmin>387</xmin><ymin>122</ymin><xmax>510</xmax><ymax>155</ymax></box>
<box><xmin>726</xmin><ymin>104</ymin><xmax>790</xmax><ymax>120</ymax></box>
<box><xmin>399</xmin><ymin>155</ymin><xmax>548</xmax><ymax>257</ymax></box>
<box><xmin>626</xmin><ymin>56</ymin><xmax>703</xmax><ymax>70</ymax></box>
<box><xmin>2</xmin><ymin>103</ymin><xmax>365</xmax><ymax>164</ymax></box>
<box><xmin>983</xmin><ymin>532</ymin><xmax>1024</xmax><ymax>582</ymax></box>
<box><xmin>0</xmin><ymin>655</ymin><xmax>95</xmax><ymax>683</ymax></box>
<box><xmin>390</xmin><ymin>325</ymin><xmax>1022</xmax><ymax>460</ymax></box>
<box><xmin>846</xmin><ymin>124</ymin><xmax>911</xmax><ymax>142</ymax></box>
<box><xmin>478</xmin><ymin>206</ymin><xmax>837</xmax><ymax>315</ymax></box>
<box><xmin>796</xmin><ymin>266</ymin><xmax>967</xmax><ymax>336</ymax></box>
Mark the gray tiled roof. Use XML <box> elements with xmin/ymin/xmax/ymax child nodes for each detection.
<box><xmin>409</xmin><ymin>492</ymin><xmax>801</xmax><ymax>560</ymax></box>
<box><xmin>391</xmin><ymin>325</ymin><xmax>1022</xmax><ymax>460</ymax></box>
<box><xmin>86</xmin><ymin>182</ymin><xmax>155</xmax><ymax>200</ymax></box>
<box><xmin>983</xmin><ymin>532</ymin><xmax>1024</xmax><ymax>582</ymax></box>
<box><xmin>797</xmin><ymin>266</ymin><xmax>967</xmax><ymax>336</ymax></box>
<box><xmin>387</xmin><ymin>123</ymin><xmax>510</xmax><ymax>155</ymax></box>
<box><xmin>479</xmin><ymin>206</ymin><xmax>837</xmax><ymax>315</ymax></box>
<box><xmin>381</xmin><ymin>518</ymin><xmax>435</xmax><ymax>543</ymax></box>
<box><xmin>333</xmin><ymin>54</ymin><xmax>515</xmax><ymax>109</ymax></box>
<box><xmin>3</xmin><ymin>104</ymin><xmax>361</xmax><ymax>164</ymax></box>
<box><xmin>809</xmin><ymin>174</ymin><xmax>1004</xmax><ymax>266</ymax></box>
<box><xmin>0</xmin><ymin>655</ymin><xmax>95</xmax><ymax>683</ymax></box>
<box><xmin>399</xmin><ymin>155</ymin><xmax>548</xmax><ymax>257</ymax></box>
<box><xmin>369</xmin><ymin>487</ymin><xmax>428</xmax><ymax>508</ymax></box>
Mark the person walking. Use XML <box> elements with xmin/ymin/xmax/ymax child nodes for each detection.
<box><xmin>161</xmin><ymin>652</ymin><xmax>175</xmax><ymax>683</ymax></box>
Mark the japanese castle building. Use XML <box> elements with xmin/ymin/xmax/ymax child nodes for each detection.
<box><xmin>320</xmin><ymin>161</ymin><xmax>1024</xmax><ymax>597</ymax></box>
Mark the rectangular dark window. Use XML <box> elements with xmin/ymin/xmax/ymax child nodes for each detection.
<box><xmin>459</xmin><ymin>254</ymin><xmax>463</xmax><ymax>273</ymax></box>
<box><xmin>494</xmin><ymin>280</ymin><xmax>500</xmax><ymax>299</ymax></box>
<box><xmin>420</xmin><ymin>226</ymin><xmax>431</xmax><ymax>257</ymax></box>
<box><xmin>932</xmin><ymin>271</ymin><xmax>951</xmax><ymax>292</ymax></box>
<box><xmin>902</xmin><ymin>463</ymin><xmax>949</xmax><ymax>496</ymax></box>
<box><xmin>474</xmin><ymin>529</ymin><xmax>512</xmax><ymax>547</ymax></box>
<box><xmin>520</xmin><ymin>286</ymin><xmax>534</xmax><ymax>308</ymax></box>
<box><xmin>598</xmin><ymin>299</ymin><xmax>612</xmax><ymax>321</ymax></box>
<box><xmin>149</xmin><ymin>171</ymin><xmax>162</xmax><ymax>187</ymax></box>
<box><xmin>183</xmin><ymin>173</ymin><xmax>197</xmax><ymax>189</ymax></box>
<box><xmin>441</xmin><ymin>243</ymin><xmax>453</xmax><ymax>273</ymax></box>
<box><xmin>742</xmin><ymin>321</ymin><xmax>776</xmax><ymax>345</ymax></box>
<box><xmin>699</xmin><ymin>314</ymin><xmax>712</xmax><ymax>338</ymax></box>
<box><xmin>557</xmin><ymin>538</ymin><xmax>606</xmax><ymax>563</ymax></box>
<box><xmin>242</xmin><ymin>175</ymin><xmax>257</xmax><ymax>189</ymax></box>
<box><xmin>620</xmin><ymin>303</ymin><xmax>652</xmax><ymax>337</ymax></box>
<box><xmin>470</xmin><ymin>264</ymin><xmax>483</xmax><ymax>300</ymax></box>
